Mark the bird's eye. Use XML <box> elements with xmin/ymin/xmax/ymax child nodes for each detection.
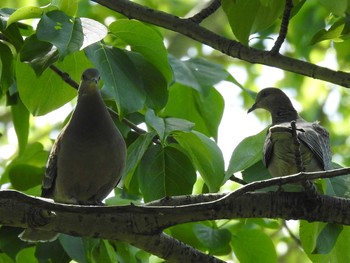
<box><xmin>261</xmin><ymin>91</ymin><xmax>267</xmax><ymax>97</ymax></box>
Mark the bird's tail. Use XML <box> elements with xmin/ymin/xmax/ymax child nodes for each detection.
<box><xmin>18</xmin><ymin>228</ymin><xmax>59</xmax><ymax>242</ymax></box>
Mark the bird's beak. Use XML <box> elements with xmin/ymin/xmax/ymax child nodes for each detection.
<box><xmin>92</xmin><ymin>77</ymin><xmax>99</xmax><ymax>84</ymax></box>
<box><xmin>247</xmin><ymin>103</ymin><xmax>256</xmax><ymax>113</ymax></box>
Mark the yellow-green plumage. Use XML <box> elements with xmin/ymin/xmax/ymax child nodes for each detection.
<box><xmin>248</xmin><ymin>87</ymin><xmax>331</xmax><ymax>178</ymax></box>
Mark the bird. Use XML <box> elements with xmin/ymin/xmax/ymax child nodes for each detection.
<box><xmin>19</xmin><ymin>68</ymin><xmax>127</xmax><ymax>242</ymax></box>
<box><xmin>247</xmin><ymin>87</ymin><xmax>332</xmax><ymax>178</ymax></box>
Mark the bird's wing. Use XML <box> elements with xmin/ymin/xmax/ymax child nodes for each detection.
<box><xmin>263</xmin><ymin>127</ymin><xmax>273</xmax><ymax>167</ymax></box>
<box><xmin>41</xmin><ymin>129</ymin><xmax>65</xmax><ymax>197</ymax></box>
<box><xmin>297</xmin><ymin>121</ymin><xmax>332</xmax><ymax>170</ymax></box>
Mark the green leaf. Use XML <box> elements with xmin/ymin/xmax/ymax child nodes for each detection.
<box><xmin>52</xmin><ymin>0</ymin><xmax>78</xmax><ymax>16</ymax></box>
<box><xmin>222</xmin><ymin>0</ymin><xmax>284</xmax><ymax>45</ymax></box>
<box><xmin>16</xmin><ymin>50</ymin><xmax>92</xmax><ymax>115</ymax></box>
<box><xmin>6</xmin><ymin>6</ymin><xmax>43</xmax><ymax>27</ymax></box>
<box><xmin>91</xmin><ymin>240</ymin><xmax>117</xmax><ymax>263</ymax></box>
<box><xmin>169</xmin><ymin>56</ymin><xmax>229</xmax><ymax>95</ymax></box>
<box><xmin>12</xmin><ymin>143</ymin><xmax>48</xmax><ymax>166</ymax></box>
<box><xmin>0</xmin><ymin>253</ymin><xmax>14</xmax><ymax>263</ymax></box>
<box><xmin>322</xmin><ymin>163</ymin><xmax>350</xmax><ymax>197</ymax></box>
<box><xmin>145</xmin><ymin>109</ymin><xmax>165</xmax><ymax>141</ymax></box>
<box><xmin>312</xmin><ymin>224</ymin><xmax>343</xmax><ymax>254</ymax></box>
<box><xmin>11</xmin><ymin>97</ymin><xmax>29</xmax><ymax>154</ymax></box>
<box><xmin>85</xmin><ymin>43</ymin><xmax>145</xmax><ymax>116</ymax></box>
<box><xmin>300</xmin><ymin>222</ymin><xmax>350</xmax><ymax>262</ymax></box>
<box><xmin>36</xmin><ymin>241</ymin><xmax>71</xmax><ymax>263</ymax></box>
<box><xmin>0</xmin><ymin>10</ymin><xmax>24</xmax><ymax>51</ymax></box>
<box><xmin>78</xmin><ymin>17</ymin><xmax>108</xmax><ymax>50</ymax></box>
<box><xmin>319</xmin><ymin>0</ymin><xmax>347</xmax><ymax>16</ymax></box>
<box><xmin>16</xmin><ymin>247</ymin><xmax>37</xmax><ymax>263</ymax></box>
<box><xmin>162</xmin><ymin>84</ymin><xmax>224</xmax><ymax>140</ymax></box>
<box><xmin>164</xmin><ymin>117</ymin><xmax>194</xmax><ymax>135</ymax></box>
<box><xmin>1</xmin><ymin>142</ymin><xmax>48</xmax><ymax>185</ymax></box>
<box><xmin>241</xmin><ymin>161</ymin><xmax>271</xmax><ymax>183</ymax></box>
<box><xmin>0</xmin><ymin>42</ymin><xmax>15</xmax><ymax>93</ymax></box>
<box><xmin>137</xmin><ymin>144</ymin><xmax>196</xmax><ymax>202</ymax></box>
<box><xmin>194</xmin><ymin>86</ymin><xmax>224</xmax><ymax>141</ymax></box>
<box><xmin>82</xmin><ymin>239</ymin><xmax>99</xmax><ymax>263</ymax></box>
<box><xmin>168</xmin><ymin>223</ymin><xmax>206</xmax><ymax>252</ymax></box>
<box><xmin>123</xmin><ymin>132</ymin><xmax>155</xmax><ymax>191</ymax></box>
<box><xmin>36</xmin><ymin>10</ymin><xmax>79</xmax><ymax>58</ymax></box>
<box><xmin>226</xmin><ymin>127</ymin><xmax>267</xmax><ymax>180</ymax></box>
<box><xmin>108</xmin><ymin>241</ymin><xmax>144</xmax><ymax>263</ymax></box>
<box><xmin>145</xmin><ymin>109</ymin><xmax>195</xmax><ymax>142</ymax></box>
<box><xmin>311</xmin><ymin>18</ymin><xmax>346</xmax><ymax>45</ymax></box>
<box><xmin>173</xmin><ymin>131</ymin><xmax>225</xmax><ymax>192</ymax></box>
<box><xmin>20</xmin><ymin>34</ymin><xmax>59</xmax><ymax>76</ymax></box>
<box><xmin>109</xmin><ymin>19</ymin><xmax>172</xmax><ymax>84</ymax></box>
<box><xmin>37</xmin><ymin>10</ymin><xmax>107</xmax><ymax>58</ymax></box>
<box><xmin>59</xmin><ymin>235</ymin><xmax>87</xmax><ymax>263</ymax></box>
<box><xmin>232</xmin><ymin>229</ymin><xmax>277</xmax><ymax>263</ymax></box>
<box><xmin>327</xmin><ymin>175</ymin><xmax>350</xmax><ymax>198</ymax></box>
<box><xmin>9</xmin><ymin>164</ymin><xmax>44</xmax><ymax>191</ymax></box>
<box><xmin>0</xmin><ymin>227</ymin><xmax>27</xmax><ymax>260</ymax></box>
<box><xmin>193</xmin><ymin>223</ymin><xmax>231</xmax><ymax>254</ymax></box>
<box><xmin>126</xmin><ymin>51</ymin><xmax>168</xmax><ymax>111</ymax></box>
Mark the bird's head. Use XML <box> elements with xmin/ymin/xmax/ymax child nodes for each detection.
<box><xmin>79</xmin><ymin>68</ymin><xmax>101</xmax><ymax>95</ymax></box>
<box><xmin>247</xmin><ymin>87</ymin><xmax>294</xmax><ymax>114</ymax></box>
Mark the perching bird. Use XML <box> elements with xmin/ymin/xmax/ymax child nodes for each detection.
<box><xmin>248</xmin><ymin>87</ymin><xmax>332</xmax><ymax>178</ymax></box>
<box><xmin>19</xmin><ymin>68</ymin><xmax>127</xmax><ymax>242</ymax></box>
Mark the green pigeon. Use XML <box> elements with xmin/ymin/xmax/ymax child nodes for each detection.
<box><xmin>248</xmin><ymin>87</ymin><xmax>332</xmax><ymax>177</ymax></box>
<box><xmin>19</xmin><ymin>68</ymin><xmax>127</xmax><ymax>242</ymax></box>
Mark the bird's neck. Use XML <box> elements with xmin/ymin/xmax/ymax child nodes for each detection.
<box><xmin>271</xmin><ymin>106</ymin><xmax>299</xmax><ymax>125</ymax></box>
<box><xmin>72</xmin><ymin>93</ymin><xmax>109</xmax><ymax>129</ymax></box>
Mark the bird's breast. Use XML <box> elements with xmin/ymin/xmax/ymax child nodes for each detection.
<box><xmin>267</xmin><ymin>131</ymin><xmax>322</xmax><ymax>177</ymax></box>
<box><xmin>52</xmin><ymin>121</ymin><xmax>126</xmax><ymax>204</ymax></box>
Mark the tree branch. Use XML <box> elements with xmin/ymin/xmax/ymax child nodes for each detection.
<box><xmin>1</xmin><ymin>166</ymin><xmax>350</xmax><ymax>262</ymax></box>
<box><xmin>270</xmin><ymin>0</ymin><xmax>293</xmax><ymax>54</ymax></box>
<box><xmin>2</xmin><ymin>188</ymin><xmax>350</xmax><ymax>236</ymax></box>
<box><xmin>188</xmin><ymin>0</ymin><xmax>221</xmax><ymax>24</ymax></box>
<box><xmin>221</xmin><ymin>167</ymin><xmax>350</xmax><ymax>201</ymax></box>
<box><xmin>229</xmin><ymin>174</ymin><xmax>247</xmax><ymax>185</ymax></box>
<box><xmin>126</xmin><ymin>233</ymin><xmax>224</xmax><ymax>263</ymax></box>
<box><xmin>92</xmin><ymin>0</ymin><xmax>350</xmax><ymax>88</ymax></box>
<box><xmin>50</xmin><ymin>65</ymin><xmax>79</xmax><ymax>89</ymax></box>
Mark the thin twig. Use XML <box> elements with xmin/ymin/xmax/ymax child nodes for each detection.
<box><xmin>283</xmin><ymin>220</ymin><xmax>302</xmax><ymax>246</ymax></box>
<box><xmin>229</xmin><ymin>175</ymin><xmax>247</xmax><ymax>185</ymax></box>
<box><xmin>106</xmin><ymin>107</ymin><xmax>147</xmax><ymax>135</ymax></box>
<box><xmin>270</xmin><ymin>0</ymin><xmax>293</xmax><ymax>54</ymax></box>
<box><xmin>50</xmin><ymin>65</ymin><xmax>79</xmax><ymax>89</ymax></box>
<box><xmin>188</xmin><ymin>0</ymin><xmax>221</xmax><ymax>24</ymax></box>
<box><xmin>220</xmin><ymin>167</ymin><xmax>350</xmax><ymax>202</ymax></box>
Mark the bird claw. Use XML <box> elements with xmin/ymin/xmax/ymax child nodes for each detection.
<box><xmin>26</xmin><ymin>207</ymin><xmax>56</xmax><ymax>228</ymax></box>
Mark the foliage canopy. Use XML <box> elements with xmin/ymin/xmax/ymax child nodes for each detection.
<box><xmin>0</xmin><ymin>0</ymin><xmax>350</xmax><ymax>262</ymax></box>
